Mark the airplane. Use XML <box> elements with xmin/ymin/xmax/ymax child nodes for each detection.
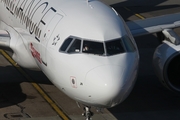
<box><xmin>0</xmin><ymin>0</ymin><xmax>180</xmax><ymax>119</ymax></box>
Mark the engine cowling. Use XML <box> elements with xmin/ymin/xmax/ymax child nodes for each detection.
<box><xmin>0</xmin><ymin>21</ymin><xmax>39</xmax><ymax>70</ymax></box>
<box><xmin>153</xmin><ymin>29</ymin><xmax>180</xmax><ymax>92</ymax></box>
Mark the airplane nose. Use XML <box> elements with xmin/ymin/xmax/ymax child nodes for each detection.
<box><xmin>85</xmin><ymin>65</ymin><xmax>129</xmax><ymax>107</ymax></box>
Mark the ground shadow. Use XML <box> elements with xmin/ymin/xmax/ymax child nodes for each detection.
<box><xmin>0</xmin><ymin>66</ymin><xmax>27</xmax><ymax>108</ymax></box>
<box><xmin>0</xmin><ymin>64</ymin><xmax>53</xmax><ymax>109</ymax></box>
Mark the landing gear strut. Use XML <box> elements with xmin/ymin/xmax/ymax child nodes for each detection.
<box><xmin>82</xmin><ymin>106</ymin><xmax>93</xmax><ymax>120</ymax></box>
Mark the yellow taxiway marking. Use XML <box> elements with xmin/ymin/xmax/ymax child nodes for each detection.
<box><xmin>124</xmin><ymin>7</ymin><xmax>146</xmax><ymax>19</ymax></box>
<box><xmin>0</xmin><ymin>49</ymin><xmax>70</xmax><ymax>120</ymax></box>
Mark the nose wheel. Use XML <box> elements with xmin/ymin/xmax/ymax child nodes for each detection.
<box><xmin>82</xmin><ymin>106</ymin><xmax>93</xmax><ymax>120</ymax></box>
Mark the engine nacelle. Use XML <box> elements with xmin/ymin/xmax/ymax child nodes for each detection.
<box><xmin>0</xmin><ymin>21</ymin><xmax>39</xmax><ymax>70</ymax></box>
<box><xmin>153</xmin><ymin>29</ymin><xmax>180</xmax><ymax>92</ymax></box>
<box><xmin>11</xmin><ymin>36</ymin><xmax>39</xmax><ymax>69</ymax></box>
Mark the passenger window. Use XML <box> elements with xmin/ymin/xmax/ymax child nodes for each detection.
<box><xmin>83</xmin><ymin>41</ymin><xmax>104</xmax><ymax>55</ymax></box>
<box><xmin>60</xmin><ymin>38</ymin><xmax>73</xmax><ymax>51</ymax></box>
<box><xmin>105</xmin><ymin>39</ymin><xmax>125</xmax><ymax>55</ymax></box>
<box><xmin>67</xmin><ymin>39</ymin><xmax>81</xmax><ymax>53</ymax></box>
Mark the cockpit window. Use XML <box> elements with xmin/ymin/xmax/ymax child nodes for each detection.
<box><xmin>82</xmin><ymin>40</ymin><xmax>104</xmax><ymax>55</ymax></box>
<box><xmin>59</xmin><ymin>36</ymin><xmax>136</xmax><ymax>56</ymax></box>
<box><xmin>60</xmin><ymin>38</ymin><xmax>73</xmax><ymax>51</ymax></box>
<box><xmin>67</xmin><ymin>39</ymin><xmax>81</xmax><ymax>53</ymax></box>
<box><xmin>105</xmin><ymin>39</ymin><xmax>125</xmax><ymax>55</ymax></box>
<box><xmin>122</xmin><ymin>35</ymin><xmax>136</xmax><ymax>52</ymax></box>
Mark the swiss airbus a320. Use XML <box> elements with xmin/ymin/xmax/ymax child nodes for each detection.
<box><xmin>0</xmin><ymin>0</ymin><xmax>180</xmax><ymax>119</ymax></box>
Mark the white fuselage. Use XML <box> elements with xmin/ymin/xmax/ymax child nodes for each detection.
<box><xmin>0</xmin><ymin>0</ymin><xmax>139</xmax><ymax>108</ymax></box>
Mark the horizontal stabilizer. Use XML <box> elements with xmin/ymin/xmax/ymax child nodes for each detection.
<box><xmin>0</xmin><ymin>30</ymin><xmax>10</xmax><ymax>47</ymax></box>
<box><xmin>126</xmin><ymin>13</ymin><xmax>180</xmax><ymax>37</ymax></box>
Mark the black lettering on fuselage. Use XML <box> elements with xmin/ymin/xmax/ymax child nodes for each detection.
<box><xmin>14</xmin><ymin>0</ymin><xmax>23</xmax><ymax>18</ymax></box>
<box><xmin>5</xmin><ymin>0</ymin><xmax>10</xmax><ymax>11</ymax></box>
<box><xmin>9</xmin><ymin>1</ymin><xmax>15</xmax><ymax>14</ymax></box>
<box><xmin>0</xmin><ymin>0</ymin><xmax>57</xmax><ymax>42</ymax></box>
<box><xmin>19</xmin><ymin>0</ymin><xmax>28</xmax><ymax>23</ymax></box>
<box><xmin>29</xmin><ymin>2</ymin><xmax>48</xmax><ymax>35</ymax></box>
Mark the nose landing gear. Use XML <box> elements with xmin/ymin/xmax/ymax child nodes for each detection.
<box><xmin>82</xmin><ymin>106</ymin><xmax>93</xmax><ymax>120</ymax></box>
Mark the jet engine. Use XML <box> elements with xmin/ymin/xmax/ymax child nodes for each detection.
<box><xmin>153</xmin><ymin>29</ymin><xmax>180</xmax><ymax>92</ymax></box>
<box><xmin>0</xmin><ymin>21</ymin><xmax>39</xmax><ymax>69</ymax></box>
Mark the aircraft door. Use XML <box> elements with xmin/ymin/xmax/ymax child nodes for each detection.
<box><xmin>41</xmin><ymin>14</ymin><xmax>63</xmax><ymax>66</ymax></box>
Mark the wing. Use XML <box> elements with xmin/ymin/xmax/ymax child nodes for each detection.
<box><xmin>126</xmin><ymin>13</ymin><xmax>180</xmax><ymax>37</ymax></box>
<box><xmin>0</xmin><ymin>30</ymin><xmax>10</xmax><ymax>47</ymax></box>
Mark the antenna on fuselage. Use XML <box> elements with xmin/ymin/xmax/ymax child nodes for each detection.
<box><xmin>86</xmin><ymin>0</ymin><xmax>90</xmax><ymax>4</ymax></box>
<box><xmin>86</xmin><ymin>0</ymin><xmax>93</xmax><ymax>8</ymax></box>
